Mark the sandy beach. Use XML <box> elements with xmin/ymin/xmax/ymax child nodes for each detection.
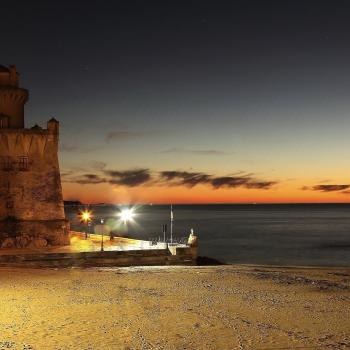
<box><xmin>0</xmin><ymin>265</ymin><xmax>349</xmax><ymax>350</ymax></box>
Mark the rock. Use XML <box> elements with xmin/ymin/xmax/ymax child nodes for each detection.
<box><xmin>1</xmin><ymin>237</ymin><xmax>15</xmax><ymax>248</ymax></box>
<box><xmin>48</xmin><ymin>233</ymin><xmax>70</xmax><ymax>246</ymax></box>
<box><xmin>15</xmin><ymin>234</ymin><xmax>30</xmax><ymax>248</ymax></box>
<box><xmin>28</xmin><ymin>238</ymin><xmax>47</xmax><ymax>248</ymax></box>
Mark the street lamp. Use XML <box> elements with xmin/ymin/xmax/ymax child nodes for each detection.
<box><xmin>119</xmin><ymin>208</ymin><xmax>134</xmax><ymax>224</ymax></box>
<box><xmin>79</xmin><ymin>209</ymin><xmax>92</xmax><ymax>239</ymax></box>
<box><xmin>100</xmin><ymin>218</ymin><xmax>104</xmax><ymax>252</ymax></box>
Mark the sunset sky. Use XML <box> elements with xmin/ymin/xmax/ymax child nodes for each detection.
<box><xmin>2</xmin><ymin>1</ymin><xmax>350</xmax><ymax>203</ymax></box>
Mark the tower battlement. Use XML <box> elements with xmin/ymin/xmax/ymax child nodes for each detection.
<box><xmin>0</xmin><ymin>65</ymin><xmax>69</xmax><ymax>248</ymax></box>
<box><xmin>0</xmin><ymin>121</ymin><xmax>59</xmax><ymax>158</ymax></box>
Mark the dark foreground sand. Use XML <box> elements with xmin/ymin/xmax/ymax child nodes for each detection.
<box><xmin>0</xmin><ymin>265</ymin><xmax>349</xmax><ymax>350</ymax></box>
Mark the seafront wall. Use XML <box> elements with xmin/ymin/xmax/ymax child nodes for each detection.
<box><xmin>0</xmin><ymin>247</ymin><xmax>196</xmax><ymax>267</ymax></box>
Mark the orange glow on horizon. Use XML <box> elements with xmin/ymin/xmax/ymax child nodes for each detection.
<box><xmin>63</xmin><ymin>181</ymin><xmax>350</xmax><ymax>204</ymax></box>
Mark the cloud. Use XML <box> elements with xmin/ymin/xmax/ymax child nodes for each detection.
<box><xmin>61</xmin><ymin>166</ymin><xmax>151</xmax><ymax>187</ymax></box>
<box><xmin>59</xmin><ymin>143</ymin><xmax>102</xmax><ymax>153</ymax></box>
<box><xmin>60</xmin><ymin>143</ymin><xmax>79</xmax><ymax>152</ymax></box>
<box><xmin>106</xmin><ymin>131</ymin><xmax>144</xmax><ymax>143</ymax></box>
<box><xmin>160</xmin><ymin>171</ymin><xmax>212</xmax><ymax>187</ymax></box>
<box><xmin>160</xmin><ymin>171</ymin><xmax>277</xmax><ymax>190</ymax></box>
<box><xmin>160</xmin><ymin>148</ymin><xmax>233</xmax><ymax>156</ymax></box>
<box><xmin>104</xmin><ymin>169</ymin><xmax>151</xmax><ymax>187</ymax></box>
<box><xmin>60</xmin><ymin>170</ymin><xmax>74</xmax><ymax>179</ymax></box>
<box><xmin>304</xmin><ymin>184</ymin><xmax>350</xmax><ymax>192</ymax></box>
<box><xmin>245</xmin><ymin>181</ymin><xmax>277</xmax><ymax>189</ymax></box>
<box><xmin>211</xmin><ymin>176</ymin><xmax>276</xmax><ymax>190</ymax></box>
<box><xmin>89</xmin><ymin>160</ymin><xmax>107</xmax><ymax>170</ymax></box>
<box><xmin>74</xmin><ymin>174</ymin><xmax>107</xmax><ymax>185</ymax></box>
<box><xmin>65</xmin><ymin>164</ymin><xmax>277</xmax><ymax>191</ymax></box>
<box><xmin>211</xmin><ymin>176</ymin><xmax>249</xmax><ymax>189</ymax></box>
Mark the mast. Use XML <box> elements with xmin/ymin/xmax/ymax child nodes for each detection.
<box><xmin>170</xmin><ymin>204</ymin><xmax>173</xmax><ymax>244</ymax></box>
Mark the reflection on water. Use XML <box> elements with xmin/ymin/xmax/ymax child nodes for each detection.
<box><xmin>65</xmin><ymin>204</ymin><xmax>350</xmax><ymax>266</ymax></box>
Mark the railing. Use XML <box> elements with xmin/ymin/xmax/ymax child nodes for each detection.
<box><xmin>148</xmin><ymin>236</ymin><xmax>189</xmax><ymax>246</ymax></box>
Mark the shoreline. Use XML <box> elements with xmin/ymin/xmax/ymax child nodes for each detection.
<box><xmin>1</xmin><ymin>261</ymin><xmax>350</xmax><ymax>269</ymax></box>
<box><xmin>1</xmin><ymin>258</ymin><xmax>350</xmax><ymax>270</ymax></box>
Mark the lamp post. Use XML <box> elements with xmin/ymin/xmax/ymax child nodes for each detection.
<box><xmin>79</xmin><ymin>209</ymin><xmax>92</xmax><ymax>239</ymax></box>
<box><xmin>162</xmin><ymin>224</ymin><xmax>167</xmax><ymax>243</ymax></box>
<box><xmin>100</xmin><ymin>218</ymin><xmax>104</xmax><ymax>252</ymax></box>
<box><xmin>170</xmin><ymin>204</ymin><xmax>174</xmax><ymax>245</ymax></box>
<box><xmin>87</xmin><ymin>220</ymin><xmax>92</xmax><ymax>238</ymax></box>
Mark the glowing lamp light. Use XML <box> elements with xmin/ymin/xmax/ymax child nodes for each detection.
<box><xmin>119</xmin><ymin>208</ymin><xmax>134</xmax><ymax>223</ymax></box>
<box><xmin>80</xmin><ymin>210</ymin><xmax>92</xmax><ymax>223</ymax></box>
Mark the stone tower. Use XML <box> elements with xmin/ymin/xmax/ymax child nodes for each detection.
<box><xmin>0</xmin><ymin>65</ymin><xmax>69</xmax><ymax>248</ymax></box>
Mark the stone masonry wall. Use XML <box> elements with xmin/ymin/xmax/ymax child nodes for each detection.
<box><xmin>0</xmin><ymin>124</ymin><xmax>69</xmax><ymax>247</ymax></box>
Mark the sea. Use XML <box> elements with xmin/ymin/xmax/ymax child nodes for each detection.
<box><xmin>65</xmin><ymin>204</ymin><xmax>350</xmax><ymax>267</ymax></box>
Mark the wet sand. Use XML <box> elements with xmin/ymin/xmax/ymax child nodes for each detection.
<box><xmin>0</xmin><ymin>265</ymin><xmax>349</xmax><ymax>349</ymax></box>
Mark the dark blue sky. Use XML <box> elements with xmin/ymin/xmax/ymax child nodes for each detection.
<box><xmin>2</xmin><ymin>0</ymin><xmax>350</xmax><ymax>203</ymax></box>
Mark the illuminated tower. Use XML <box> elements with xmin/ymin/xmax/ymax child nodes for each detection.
<box><xmin>0</xmin><ymin>65</ymin><xmax>28</xmax><ymax>128</ymax></box>
<box><xmin>0</xmin><ymin>65</ymin><xmax>69</xmax><ymax>248</ymax></box>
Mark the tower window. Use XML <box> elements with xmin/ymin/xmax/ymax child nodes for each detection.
<box><xmin>0</xmin><ymin>116</ymin><xmax>9</xmax><ymax>128</ymax></box>
<box><xmin>0</xmin><ymin>157</ymin><xmax>13</xmax><ymax>171</ymax></box>
<box><xmin>18</xmin><ymin>156</ymin><xmax>29</xmax><ymax>171</ymax></box>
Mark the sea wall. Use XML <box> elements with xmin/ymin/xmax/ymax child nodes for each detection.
<box><xmin>0</xmin><ymin>247</ymin><xmax>196</xmax><ymax>267</ymax></box>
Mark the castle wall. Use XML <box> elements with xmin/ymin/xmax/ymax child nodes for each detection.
<box><xmin>0</xmin><ymin>128</ymin><xmax>65</xmax><ymax>220</ymax></box>
<box><xmin>0</xmin><ymin>125</ymin><xmax>69</xmax><ymax>247</ymax></box>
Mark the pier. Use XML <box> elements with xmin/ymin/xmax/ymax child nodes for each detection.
<box><xmin>0</xmin><ymin>231</ymin><xmax>197</xmax><ymax>268</ymax></box>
